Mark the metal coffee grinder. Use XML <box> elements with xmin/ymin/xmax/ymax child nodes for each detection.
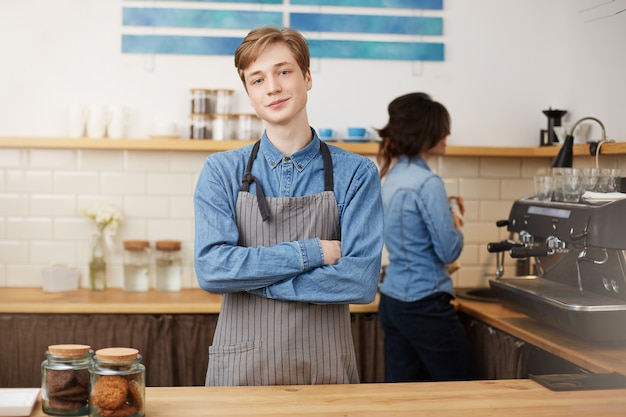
<box><xmin>540</xmin><ymin>108</ymin><xmax>567</xmax><ymax>146</ymax></box>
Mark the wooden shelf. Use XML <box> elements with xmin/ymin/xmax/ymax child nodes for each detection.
<box><xmin>1</xmin><ymin>137</ymin><xmax>625</xmax><ymax>157</ymax></box>
<box><xmin>0</xmin><ymin>137</ymin><xmax>378</xmax><ymax>155</ymax></box>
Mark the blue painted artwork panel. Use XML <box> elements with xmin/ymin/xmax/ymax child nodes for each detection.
<box><xmin>126</xmin><ymin>0</ymin><xmax>282</xmax><ymax>3</ymax></box>
<box><xmin>290</xmin><ymin>0</ymin><xmax>442</xmax><ymax>9</ymax></box>
<box><xmin>122</xmin><ymin>35</ymin><xmax>243</xmax><ymax>55</ymax></box>
<box><xmin>121</xmin><ymin>1</ymin><xmax>445</xmax><ymax>61</ymax></box>
<box><xmin>123</xmin><ymin>8</ymin><xmax>282</xmax><ymax>29</ymax></box>
<box><xmin>122</xmin><ymin>34</ymin><xmax>444</xmax><ymax>61</ymax></box>
<box><xmin>290</xmin><ymin>13</ymin><xmax>442</xmax><ymax>35</ymax></box>
<box><xmin>308</xmin><ymin>39</ymin><xmax>443</xmax><ymax>61</ymax></box>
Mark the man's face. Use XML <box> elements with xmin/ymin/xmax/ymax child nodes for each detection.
<box><xmin>242</xmin><ymin>42</ymin><xmax>311</xmax><ymax>127</ymax></box>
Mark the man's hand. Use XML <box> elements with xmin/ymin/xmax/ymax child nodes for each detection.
<box><xmin>320</xmin><ymin>240</ymin><xmax>342</xmax><ymax>265</ymax></box>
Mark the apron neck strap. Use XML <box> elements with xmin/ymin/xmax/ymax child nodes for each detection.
<box><xmin>241</xmin><ymin>140</ymin><xmax>335</xmax><ymax>222</ymax></box>
<box><xmin>320</xmin><ymin>141</ymin><xmax>333</xmax><ymax>192</ymax></box>
<box><xmin>241</xmin><ymin>141</ymin><xmax>270</xmax><ymax>221</ymax></box>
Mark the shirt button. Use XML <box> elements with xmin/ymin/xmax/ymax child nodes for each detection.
<box><xmin>270</xmin><ymin>162</ymin><xmax>276</xmax><ymax>167</ymax></box>
<box><xmin>283</xmin><ymin>157</ymin><xmax>291</xmax><ymax>162</ymax></box>
<box><xmin>297</xmin><ymin>165</ymin><xmax>303</xmax><ymax>169</ymax></box>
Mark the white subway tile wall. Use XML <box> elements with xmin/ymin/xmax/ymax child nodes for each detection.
<box><xmin>1</xmin><ymin>149</ymin><xmax>625</xmax><ymax>290</ymax></box>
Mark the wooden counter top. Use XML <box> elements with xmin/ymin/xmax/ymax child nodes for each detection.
<box><xmin>27</xmin><ymin>380</ymin><xmax>626</xmax><ymax>416</ymax></box>
<box><xmin>0</xmin><ymin>287</ymin><xmax>379</xmax><ymax>314</ymax></box>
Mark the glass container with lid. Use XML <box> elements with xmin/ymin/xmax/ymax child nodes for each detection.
<box><xmin>41</xmin><ymin>344</ymin><xmax>93</xmax><ymax>416</ymax></box>
<box><xmin>123</xmin><ymin>240</ymin><xmax>150</xmax><ymax>292</ymax></box>
<box><xmin>234</xmin><ymin>113</ymin><xmax>262</xmax><ymax>141</ymax></box>
<box><xmin>190</xmin><ymin>114</ymin><xmax>211</xmax><ymax>139</ymax></box>
<box><xmin>89</xmin><ymin>347</ymin><xmax>145</xmax><ymax>417</ymax></box>
<box><xmin>211</xmin><ymin>114</ymin><xmax>234</xmax><ymax>140</ymax></box>
<box><xmin>213</xmin><ymin>88</ymin><xmax>234</xmax><ymax>114</ymax></box>
<box><xmin>190</xmin><ymin>88</ymin><xmax>213</xmax><ymax>114</ymax></box>
<box><xmin>155</xmin><ymin>240</ymin><xmax>182</xmax><ymax>292</ymax></box>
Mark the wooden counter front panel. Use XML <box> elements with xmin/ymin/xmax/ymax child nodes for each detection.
<box><xmin>0</xmin><ymin>312</ymin><xmax>384</xmax><ymax>388</ymax></box>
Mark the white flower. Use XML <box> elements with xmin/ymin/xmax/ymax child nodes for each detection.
<box><xmin>83</xmin><ymin>203</ymin><xmax>123</xmax><ymax>234</ymax></box>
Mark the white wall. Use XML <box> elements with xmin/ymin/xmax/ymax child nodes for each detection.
<box><xmin>1</xmin><ymin>0</ymin><xmax>625</xmax><ymax>146</ymax></box>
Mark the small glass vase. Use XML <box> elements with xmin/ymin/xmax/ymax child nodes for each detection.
<box><xmin>89</xmin><ymin>232</ymin><xmax>108</xmax><ymax>291</ymax></box>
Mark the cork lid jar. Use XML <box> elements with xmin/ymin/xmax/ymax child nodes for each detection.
<box><xmin>42</xmin><ymin>344</ymin><xmax>92</xmax><ymax>415</ymax></box>
<box><xmin>155</xmin><ymin>240</ymin><xmax>181</xmax><ymax>251</ymax></box>
<box><xmin>90</xmin><ymin>347</ymin><xmax>145</xmax><ymax>417</ymax></box>
<box><xmin>123</xmin><ymin>240</ymin><xmax>149</xmax><ymax>251</ymax></box>
<box><xmin>48</xmin><ymin>343</ymin><xmax>92</xmax><ymax>357</ymax></box>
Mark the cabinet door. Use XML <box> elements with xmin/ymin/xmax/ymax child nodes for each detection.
<box><xmin>459</xmin><ymin>313</ymin><xmax>587</xmax><ymax>379</ymax></box>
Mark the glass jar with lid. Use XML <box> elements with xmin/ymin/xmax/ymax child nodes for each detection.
<box><xmin>211</xmin><ymin>114</ymin><xmax>234</xmax><ymax>140</ymax></box>
<box><xmin>234</xmin><ymin>113</ymin><xmax>262</xmax><ymax>140</ymax></box>
<box><xmin>213</xmin><ymin>88</ymin><xmax>234</xmax><ymax>114</ymax></box>
<box><xmin>89</xmin><ymin>347</ymin><xmax>145</xmax><ymax>417</ymax></box>
<box><xmin>155</xmin><ymin>240</ymin><xmax>182</xmax><ymax>292</ymax></box>
<box><xmin>190</xmin><ymin>114</ymin><xmax>211</xmax><ymax>139</ymax></box>
<box><xmin>190</xmin><ymin>88</ymin><xmax>213</xmax><ymax>114</ymax></box>
<box><xmin>41</xmin><ymin>344</ymin><xmax>93</xmax><ymax>416</ymax></box>
<box><xmin>123</xmin><ymin>240</ymin><xmax>150</xmax><ymax>292</ymax></box>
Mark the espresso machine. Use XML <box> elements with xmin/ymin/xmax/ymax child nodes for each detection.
<box><xmin>488</xmin><ymin>195</ymin><xmax>626</xmax><ymax>343</ymax></box>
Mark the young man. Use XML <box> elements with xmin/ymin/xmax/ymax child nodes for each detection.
<box><xmin>193</xmin><ymin>27</ymin><xmax>383</xmax><ymax>386</ymax></box>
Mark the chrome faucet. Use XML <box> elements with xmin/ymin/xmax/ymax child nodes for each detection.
<box><xmin>569</xmin><ymin>116</ymin><xmax>607</xmax><ymax>142</ymax></box>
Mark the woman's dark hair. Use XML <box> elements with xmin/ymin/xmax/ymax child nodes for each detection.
<box><xmin>376</xmin><ymin>92</ymin><xmax>450</xmax><ymax>177</ymax></box>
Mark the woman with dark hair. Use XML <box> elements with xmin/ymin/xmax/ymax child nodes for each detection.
<box><xmin>376</xmin><ymin>92</ymin><xmax>472</xmax><ymax>382</ymax></box>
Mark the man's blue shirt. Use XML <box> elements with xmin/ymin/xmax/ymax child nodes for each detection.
<box><xmin>194</xmin><ymin>133</ymin><xmax>383</xmax><ymax>304</ymax></box>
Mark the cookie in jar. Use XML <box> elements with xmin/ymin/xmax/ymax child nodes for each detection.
<box><xmin>41</xmin><ymin>344</ymin><xmax>93</xmax><ymax>416</ymax></box>
<box><xmin>89</xmin><ymin>347</ymin><xmax>145</xmax><ymax>417</ymax></box>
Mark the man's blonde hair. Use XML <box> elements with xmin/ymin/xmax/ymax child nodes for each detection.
<box><xmin>234</xmin><ymin>26</ymin><xmax>310</xmax><ymax>86</ymax></box>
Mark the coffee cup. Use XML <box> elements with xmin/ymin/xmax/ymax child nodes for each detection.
<box><xmin>347</xmin><ymin>127</ymin><xmax>369</xmax><ymax>138</ymax></box>
<box><xmin>67</xmin><ymin>105</ymin><xmax>88</xmax><ymax>138</ymax></box>
<box><xmin>318</xmin><ymin>128</ymin><xmax>336</xmax><ymax>139</ymax></box>
<box><xmin>86</xmin><ymin>105</ymin><xmax>108</xmax><ymax>139</ymax></box>
<box><xmin>107</xmin><ymin>106</ymin><xmax>130</xmax><ymax>139</ymax></box>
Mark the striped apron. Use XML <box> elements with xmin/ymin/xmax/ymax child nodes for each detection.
<box><xmin>206</xmin><ymin>140</ymin><xmax>359</xmax><ymax>386</ymax></box>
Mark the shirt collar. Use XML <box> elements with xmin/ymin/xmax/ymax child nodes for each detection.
<box><xmin>397</xmin><ymin>154</ymin><xmax>431</xmax><ymax>172</ymax></box>
<box><xmin>259</xmin><ymin>129</ymin><xmax>320</xmax><ymax>172</ymax></box>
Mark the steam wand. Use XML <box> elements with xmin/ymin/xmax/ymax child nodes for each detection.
<box><xmin>572</xmin><ymin>217</ymin><xmax>609</xmax><ymax>295</ymax></box>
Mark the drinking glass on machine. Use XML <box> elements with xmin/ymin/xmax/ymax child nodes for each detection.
<box><xmin>551</xmin><ymin>167</ymin><xmax>567</xmax><ymax>201</ymax></box>
<box><xmin>534</xmin><ymin>175</ymin><xmax>554</xmax><ymax>202</ymax></box>
<box><xmin>597</xmin><ymin>168</ymin><xmax>622</xmax><ymax>193</ymax></box>
<box><xmin>561</xmin><ymin>168</ymin><xmax>583</xmax><ymax>203</ymax></box>
<box><xmin>580</xmin><ymin>168</ymin><xmax>600</xmax><ymax>193</ymax></box>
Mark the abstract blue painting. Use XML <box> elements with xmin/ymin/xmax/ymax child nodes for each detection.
<box><xmin>121</xmin><ymin>0</ymin><xmax>445</xmax><ymax>61</ymax></box>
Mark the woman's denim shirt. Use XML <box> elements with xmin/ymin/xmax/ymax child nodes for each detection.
<box><xmin>379</xmin><ymin>155</ymin><xmax>463</xmax><ymax>302</ymax></box>
<box><xmin>194</xmin><ymin>133</ymin><xmax>383</xmax><ymax>305</ymax></box>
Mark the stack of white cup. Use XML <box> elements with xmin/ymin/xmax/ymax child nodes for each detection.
<box><xmin>67</xmin><ymin>105</ymin><xmax>130</xmax><ymax>139</ymax></box>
